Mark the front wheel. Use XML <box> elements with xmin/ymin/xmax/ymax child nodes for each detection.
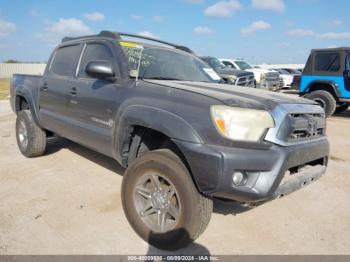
<box><xmin>121</xmin><ymin>149</ymin><xmax>213</xmax><ymax>250</ymax></box>
<box><xmin>304</xmin><ymin>90</ymin><xmax>336</xmax><ymax>117</ymax></box>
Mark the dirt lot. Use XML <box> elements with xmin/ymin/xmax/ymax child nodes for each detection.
<box><xmin>0</xmin><ymin>99</ymin><xmax>349</xmax><ymax>255</ymax></box>
<box><xmin>0</xmin><ymin>79</ymin><xmax>10</xmax><ymax>100</ymax></box>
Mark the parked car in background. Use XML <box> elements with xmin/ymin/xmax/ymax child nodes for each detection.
<box><xmin>220</xmin><ymin>59</ymin><xmax>281</xmax><ymax>91</ymax></box>
<box><xmin>299</xmin><ymin>47</ymin><xmax>350</xmax><ymax>117</ymax></box>
<box><xmin>272</xmin><ymin>69</ymin><xmax>294</xmax><ymax>89</ymax></box>
<box><xmin>10</xmin><ymin>30</ymin><xmax>329</xmax><ymax>250</ymax></box>
<box><xmin>200</xmin><ymin>56</ymin><xmax>255</xmax><ymax>88</ymax></box>
<box><xmin>281</xmin><ymin>68</ymin><xmax>302</xmax><ymax>75</ymax></box>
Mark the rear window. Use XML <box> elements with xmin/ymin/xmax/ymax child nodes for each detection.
<box><xmin>50</xmin><ymin>45</ymin><xmax>81</xmax><ymax>77</ymax></box>
<box><xmin>314</xmin><ymin>52</ymin><xmax>340</xmax><ymax>72</ymax></box>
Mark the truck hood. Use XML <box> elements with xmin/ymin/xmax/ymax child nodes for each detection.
<box><xmin>245</xmin><ymin>68</ymin><xmax>273</xmax><ymax>74</ymax></box>
<box><xmin>215</xmin><ymin>68</ymin><xmax>253</xmax><ymax>78</ymax></box>
<box><xmin>146</xmin><ymin>80</ymin><xmax>316</xmax><ymax>111</ymax></box>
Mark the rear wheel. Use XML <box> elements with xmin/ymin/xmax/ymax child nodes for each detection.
<box><xmin>305</xmin><ymin>90</ymin><xmax>336</xmax><ymax>117</ymax></box>
<box><xmin>16</xmin><ymin>110</ymin><xmax>47</xmax><ymax>157</ymax></box>
<box><xmin>121</xmin><ymin>149</ymin><xmax>213</xmax><ymax>250</ymax></box>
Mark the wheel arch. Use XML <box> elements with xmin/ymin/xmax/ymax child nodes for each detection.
<box><xmin>14</xmin><ymin>94</ymin><xmax>41</xmax><ymax>126</ymax></box>
<box><xmin>113</xmin><ymin>105</ymin><xmax>202</xmax><ymax>162</ymax></box>
<box><xmin>305</xmin><ymin>80</ymin><xmax>341</xmax><ymax>100</ymax></box>
<box><xmin>124</xmin><ymin>125</ymin><xmax>203</xmax><ymax>192</ymax></box>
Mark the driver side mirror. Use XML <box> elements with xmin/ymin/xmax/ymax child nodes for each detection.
<box><xmin>85</xmin><ymin>61</ymin><xmax>115</xmax><ymax>80</ymax></box>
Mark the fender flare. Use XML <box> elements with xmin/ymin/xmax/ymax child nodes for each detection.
<box><xmin>112</xmin><ymin>105</ymin><xmax>202</xmax><ymax>161</ymax></box>
<box><xmin>14</xmin><ymin>86</ymin><xmax>41</xmax><ymax>127</ymax></box>
<box><xmin>305</xmin><ymin>80</ymin><xmax>341</xmax><ymax>97</ymax></box>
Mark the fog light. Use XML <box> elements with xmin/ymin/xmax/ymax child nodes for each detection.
<box><xmin>232</xmin><ymin>171</ymin><xmax>246</xmax><ymax>186</ymax></box>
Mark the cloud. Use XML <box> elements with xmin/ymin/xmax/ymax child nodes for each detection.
<box><xmin>240</xmin><ymin>21</ymin><xmax>271</xmax><ymax>35</ymax></box>
<box><xmin>318</xmin><ymin>32</ymin><xmax>350</xmax><ymax>39</ymax></box>
<box><xmin>0</xmin><ymin>19</ymin><xmax>16</xmax><ymax>38</ymax></box>
<box><xmin>193</xmin><ymin>26</ymin><xmax>213</xmax><ymax>35</ymax></box>
<box><xmin>37</xmin><ymin>18</ymin><xmax>92</xmax><ymax>45</ymax></box>
<box><xmin>328</xmin><ymin>19</ymin><xmax>343</xmax><ymax>27</ymax></box>
<box><xmin>153</xmin><ymin>16</ymin><xmax>163</xmax><ymax>22</ymax></box>
<box><xmin>131</xmin><ymin>14</ymin><xmax>143</xmax><ymax>20</ymax></box>
<box><xmin>277</xmin><ymin>42</ymin><xmax>290</xmax><ymax>48</ymax></box>
<box><xmin>204</xmin><ymin>0</ymin><xmax>242</xmax><ymax>17</ymax></box>
<box><xmin>83</xmin><ymin>12</ymin><xmax>105</xmax><ymax>21</ymax></box>
<box><xmin>287</xmin><ymin>28</ymin><xmax>314</xmax><ymax>36</ymax></box>
<box><xmin>29</xmin><ymin>9</ymin><xmax>39</xmax><ymax>16</ymax></box>
<box><xmin>251</xmin><ymin>0</ymin><xmax>285</xmax><ymax>12</ymax></box>
<box><xmin>138</xmin><ymin>31</ymin><xmax>159</xmax><ymax>39</ymax></box>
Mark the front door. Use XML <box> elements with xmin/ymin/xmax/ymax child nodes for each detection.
<box><xmin>66</xmin><ymin>41</ymin><xmax>123</xmax><ymax>156</ymax></box>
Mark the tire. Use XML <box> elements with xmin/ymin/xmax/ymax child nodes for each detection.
<box><xmin>16</xmin><ymin>110</ymin><xmax>47</xmax><ymax>157</ymax></box>
<box><xmin>335</xmin><ymin>103</ymin><xmax>349</xmax><ymax>114</ymax></box>
<box><xmin>121</xmin><ymin>149</ymin><xmax>213</xmax><ymax>250</ymax></box>
<box><xmin>305</xmin><ymin>90</ymin><xmax>336</xmax><ymax>117</ymax></box>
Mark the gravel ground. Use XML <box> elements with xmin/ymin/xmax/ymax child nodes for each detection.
<box><xmin>0</xmin><ymin>100</ymin><xmax>349</xmax><ymax>255</ymax></box>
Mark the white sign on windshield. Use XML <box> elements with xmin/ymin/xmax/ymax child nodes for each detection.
<box><xmin>203</xmin><ymin>68</ymin><xmax>221</xmax><ymax>81</ymax></box>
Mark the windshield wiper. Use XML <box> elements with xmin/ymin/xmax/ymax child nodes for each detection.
<box><xmin>145</xmin><ymin>77</ymin><xmax>184</xmax><ymax>81</ymax></box>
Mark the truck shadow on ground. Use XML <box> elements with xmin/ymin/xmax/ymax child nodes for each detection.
<box><xmin>45</xmin><ymin>136</ymin><xmax>126</xmax><ymax>175</ymax></box>
<box><xmin>146</xmin><ymin>228</ymin><xmax>210</xmax><ymax>256</ymax></box>
<box><xmin>45</xmin><ymin>136</ymin><xmax>255</xmax><ymax>216</ymax></box>
<box><xmin>333</xmin><ymin>109</ymin><xmax>350</xmax><ymax>119</ymax></box>
<box><xmin>44</xmin><ymin>137</ymin><xmax>258</xmax><ymax>257</ymax></box>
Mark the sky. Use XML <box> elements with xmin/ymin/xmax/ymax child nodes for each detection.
<box><xmin>0</xmin><ymin>0</ymin><xmax>349</xmax><ymax>64</ymax></box>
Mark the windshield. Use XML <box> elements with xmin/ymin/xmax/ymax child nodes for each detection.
<box><xmin>120</xmin><ymin>41</ymin><xmax>221</xmax><ymax>82</ymax></box>
<box><xmin>202</xmin><ymin>57</ymin><xmax>226</xmax><ymax>70</ymax></box>
<box><xmin>235</xmin><ymin>60</ymin><xmax>253</xmax><ymax>70</ymax></box>
<box><xmin>278</xmin><ymin>69</ymin><xmax>290</xmax><ymax>74</ymax></box>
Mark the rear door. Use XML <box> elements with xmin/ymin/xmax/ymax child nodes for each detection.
<box><xmin>66</xmin><ymin>41</ymin><xmax>123</xmax><ymax>155</ymax></box>
<box><xmin>39</xmin><ymin>44</ymin><xmax>82</xmax><ymax>134</ymax></box>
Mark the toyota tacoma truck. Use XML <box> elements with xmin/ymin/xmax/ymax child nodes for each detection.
<box><xmin>220</xmin><ymin>58</ymin><xmax>281</xmax><ymax>91</ymax></box>
<box><xmin>10</xmin><ymin>31</ymin><xmax>329</xmax><ymax>250</ymax></box>
<box><xmin>200</xmin><ymin>56</ymin><xmax>255</xmax><ymax>88</ymax></box>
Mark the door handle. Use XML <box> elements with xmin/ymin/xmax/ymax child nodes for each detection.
<box><xmin>40</xmin><ymin>83</ymin><xmax>48</xmax><ymax>91</ymax></box>
<box><xmin>70</xmin><ymin>87</ymin><xmax>77</xmax><ymax>95</ymax></box>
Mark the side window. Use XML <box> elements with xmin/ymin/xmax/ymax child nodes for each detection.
<box><xmin>347</xmin><ymin>54</ymin><xmax>350</xmax><ymax>70</ymax></box>
<box><xmin>79</xmin><ymin>43</ymin><xmax>115</xmax><ymax>78</ymax></box>
<box><xmin>50</xmin><ymin>45</ymin><xmax>81</xmax><ymax>77</ymax></box>
<box><xmin>222</xmin><ymin>61</ymin><xmax>235</xmax><ymax>69</ymax></box>
<box><xmin>314</xmin><ymin>52</ymin><xmax>340</xmax><ymax>72</ymax></box>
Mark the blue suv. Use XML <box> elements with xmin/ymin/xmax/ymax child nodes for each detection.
<box><xmin>299</xmin><ymin>47</ymin><xmax>350</xmax><ymax>117</ymax></box>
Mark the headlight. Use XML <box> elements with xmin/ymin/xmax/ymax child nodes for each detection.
<box><xmin>260</xmin><ymin>74</ymin><xmax>265</xmax><ymax>81</ymax></box>
<box><xmin>211</xmin><ymin>106</ymin><xmax>275</xmax><ymax>142</ymax></box>
<box><xmin>227</xmin><ymin>75</ymin><xmax>237</xmax><ymax>84</ymax></box>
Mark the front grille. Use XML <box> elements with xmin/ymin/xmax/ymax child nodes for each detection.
<box><xmin>265</xmin><ymin>72</ymin><xmax>279</xmax><ymax>81</ymax></box>
<box><xmin>236</xmin><ymin>75</ymin><xmax>255</xmax><ymax>87</ymax></box>
<box><xmin>286</xmin><ymin>113</ymin><xmax>326</xmax><ymax>142</ymax></box>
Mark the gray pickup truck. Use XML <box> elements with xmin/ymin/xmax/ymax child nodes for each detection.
<box><xmin>10</xmin><ymin>31</ymin><xmax>329</xmax><ymax>250</ymax></box>
<box><xmin>200</xmin><ymin>56</ymin><xmax>255</xmax><ymax>88</ymax></box>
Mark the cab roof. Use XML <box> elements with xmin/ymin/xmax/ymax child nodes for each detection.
<box><xmin>311</xmin><ymin>47</ymin><xmax>350</xmax><ymax>52</ymax></box>
<box><xmin>61</xmin><ymin>30</ymin><xmax>194</xmax><ymax>54</ymax></box>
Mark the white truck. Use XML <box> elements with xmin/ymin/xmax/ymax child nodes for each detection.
<box><xmin>272</xmin><ymin>69</ymin><xmax>294</xmax><ymax>89</ymax></box>
<box><xmin>220</xmin><ymin>59</ymin><xmax>281</xmax><ymax>91</ymax></box>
